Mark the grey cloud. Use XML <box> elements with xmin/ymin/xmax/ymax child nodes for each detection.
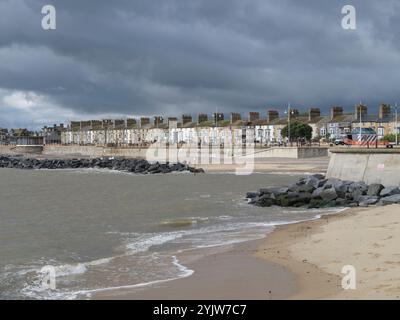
<box><xmin>1</xmin><ymin>0</ymin><xmax>400</xmax><ymax>128</ymax></box>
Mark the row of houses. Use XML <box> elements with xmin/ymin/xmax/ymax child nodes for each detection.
<box><xmin>60</xmin><ymin>104</ymin><xmax>399</xmax><ymax>147</ymax></box>
<box><xmin>0</xmin><ymin>125</ymin><xmax>65</xmax><ymax>145</ymax></box>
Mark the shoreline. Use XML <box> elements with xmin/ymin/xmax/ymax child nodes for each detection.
<box><xmin>92</xmin><ymin>204</ymin><xmax>400</xmax><ymax>300</ymax></box>
<box><xmin>91</xmin><ymin>237</ymin><xmax>298</xmax><ymax>300</ymax></box>
<box><xmin>90</xmin><ymin>208</ymin><xmax>344</xmax><ymax>300</ymax></box>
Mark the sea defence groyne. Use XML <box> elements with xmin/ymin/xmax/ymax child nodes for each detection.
<box><xmin>327</xmin><ymin>148</ymin><xmax>400</xmax><ymax>186</ymax></box>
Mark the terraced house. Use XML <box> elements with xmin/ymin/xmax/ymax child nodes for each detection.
<box><xmin>60</xmin><ymin>105</ymin><xmax>399</xmax><ymax>147</ymax></box>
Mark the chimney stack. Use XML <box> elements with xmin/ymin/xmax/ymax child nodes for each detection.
<box><xmin>248</xmin><ymin>112</ymin><xmax>260</xmax><ymax>122</ymax></box>
<box><xmin>267</xmin><ymin>110</ymin><xmax>279</xmax><ymax>122</ymax></box>
<box><xmin>355</xmin><ymin>104</ymin><xmax>368</xmax><ymax>120</ymax></box>
<box><xmin>197</xmin><ymin>114</ymin><xmax>208</xmax><ymax>124</ymax></box>
<box><xmin>230</xmin><ymin>112</ymin><xmax>241</xmax><ymax>124</ymax></box>
<box><xmin>308</xmin><ymin>108</ymin><xmax>321</xmax><ymax>121</ymax></box>
<box><xmin>153</xmin><ymin>116</ymin><xmax>163</xmax><ymax>126</ymax></box>
<box><xmin>331</xmin><ymin>106</ymin><xmax>343</xmax><ymax>120</ymax></box>
<box><xmin>126</xmin><ymin>118</ymin><xmax>137</xmax><ymax>128</ymax></box>
<box><xmin>213</xmin><ymin>113</ymin><xmax>224</xmax><ymax>123</ymax></box>
<box><xmin>379</xmin><ymin>104</ymin><xmax>391</xmax><ymax>119</ymax></box>
<box><xmin>114</xmin><ymin>119</ymin><xmax>125</xmax><ymax>128</ymax></box>
<box><xmin>102</xmin><ymin>119</ymin><xmax>113</xmax><ymax>129</ymax></box>
<box><xmin>140</xmin><ymin>117</ymin><xmax>150</xmax><ymax>127</ymax></box>
<box><xmin>91</xmin><ymin>120</ymin><xmax>102</xmax><ymax>129</ymax></box>
<box><xmin>181</xmin><ymin>114</ymin><xmax>192</xmax><ymax>125</ymax></box>
<box><xmin>168</xmin><ymin>117</ymin><xmax>178</xmax><ymax>128</ymax></box>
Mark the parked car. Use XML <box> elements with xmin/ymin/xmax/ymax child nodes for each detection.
<box><xmin>334</xmin><ymin>138</ymin><xmax>346</xmax><ymax>145</ymax></box>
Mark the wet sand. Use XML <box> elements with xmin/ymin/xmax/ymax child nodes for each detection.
<box><xmin>92</xmin><ymin>239</ymin><xmax>297</xmax><ymax>300</ymax></box>
<box><xmin>93</xmin><ymin>204</ymin><xmax>400</xmax><ymax>300</ymax></box>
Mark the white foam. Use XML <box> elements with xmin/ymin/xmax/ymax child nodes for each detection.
<box><xmin>126</xmin><ymin>233</ymin><xmax>184</xmax><ymax>253</ymax></box>
<box><xmin>18</xmin><ymin>206</ymin><xmax>347</xmax><ymax>300</ymax></box>
<box><xmin>69</xmin><ymin>256</ymin><xmax>194</xmax><ymax>299</ymax></box>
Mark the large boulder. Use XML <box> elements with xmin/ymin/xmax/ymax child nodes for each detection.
<box><xmin>380</xmin><ymin>194</ymin><xmax>400</xmax><ymax>205</ymax></box>
<box><xmin>335</xmin><ymin>198</ymin><xmax>350</xmax><ymax>206</ymax></box>
<box><xmin>252</xmin><ymin>194</ymin><xmax>277</xmax><ymax>207</ymax></box>
<box><xmin>310</xmin><ymin>173</ymin><xmax>325</xmax><ymax>180</ymax></box>
<box><xmin>367</xmin><ymin>184</ymin><xmax>385</xmax><ymax>197</ymax></box>
<box><xmin>352</xmin><ymin>189</ymin><xmax>365</xmax><ymax>202</ymax></box>
<box><xmin>380</xmin><ymin>187</ymin><xmax>400</xmax><ymax>197</ymax></box>
<box><xmin>348</xmin><ymin>181</ymin><xmax>368</xmax><ymax>195</ymax></box>
<box><xmin>297</xmin><ymin>184</ymin><xmax>316</xmax><ymax>193</ymax></box>
<box><xmin>303</xmin><ymin>175</ymin><xmax>325</xmax><ymax>189</ymax></box>
<box><xmin>319</xmin><ymin>187</ymin><xmax>338</xmax><ymax>202</ymax></box>
<box><xmin>332</xmin><ymin>180</ymin><xmax>350</xmax><ymax>198</ymax></box>
<box><xmin>322</xmin><ymin>178</ymin><xmax>341</xmax><ymax>190</ymax></box>
<box><xmin>246</xmin><ymin>192</ymin><xmax>259</xmax><ymax>199</ymax></box>
<box><xmin>308</xmin><ymin>198</ymin><xmax>326</xmax><ymax>208</ymax></box>
<box><xmin>358</xmin><ymin>196</ymin><xmax>380</xmax><ymax>207</ymax></box>
<box><xmin>311</xmin><ymin>187</ymin><xmax>324</xmax><ymax>199</ymax></box>
<box><xmin>276</xmin><ymin>192</ymin><xmax>311</xmax><ymax>207</ymax></box>
<box><xmin>259</xmin><ymin>187</ymin><xmax>288</xmax><ymax>196</ymax></box>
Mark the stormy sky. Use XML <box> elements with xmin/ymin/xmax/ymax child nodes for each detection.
<box><xmin>1</xmin><ymin>0</ymin><xmax>400</xmax><ymax>128</ymax></box>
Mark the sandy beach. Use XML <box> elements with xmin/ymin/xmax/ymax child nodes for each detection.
<box><xmin>93</xmin><ymin>204</ymin><xmax>400</xmax><ymax>300</ymax></box>
<box><xmin>261</xmin><ymin>204</ymin><xmax>400</xmax><ymax>299</ymax></box>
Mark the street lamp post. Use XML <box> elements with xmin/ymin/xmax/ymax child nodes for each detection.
<box><xmin>285</xmin><ymin>103</ymin><xmax>294</xmax><ymax>146</ymax></box>
<box><xmin>394</xmin><ymin>103</ymin><xmax>398</xmax><ymax>146</ymax></box>
<box><xmin>359</xmin><ymin>115</ymin><xmax>362</xmax><ymax>143</ymax></box>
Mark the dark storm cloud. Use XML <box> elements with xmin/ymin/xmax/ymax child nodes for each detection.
<box><xmin>1</xmin><ymin>0</ymin><xmax>400</xmax><ymax>127</ymax></box>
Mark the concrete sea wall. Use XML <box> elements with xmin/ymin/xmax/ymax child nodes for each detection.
<box><xmin>327</xmin><ymin>148</ymin><xmax>400</xmax><ymax>186</ymax></box>
<box><xmin>252</xmin><ymin>147</ymin><xmax>328</xmax><ymax>159</ymax></box>
<box><xmin>43</xmin><ymin>145</ymin><xmax>148</xmax><ymax>158</ymax></box>
<box><xmin>1</xmin><ymin>145</ymin><xmax>329</xmax><ymax>160</ymax></box>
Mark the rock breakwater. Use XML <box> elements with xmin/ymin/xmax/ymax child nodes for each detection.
<box><xmin>247</xmin><ymin>174</ymin><xmax>400</xmax><ymax>208</ymax></box>
<box><xmin>0</xmin><ymin>155</ymin><xmax>204</xmax><ymax>174</ymax></box>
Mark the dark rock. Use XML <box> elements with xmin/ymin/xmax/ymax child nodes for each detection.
<box><xmin>287</xmin><ymin>183</ymin><xmax>300</xmax><ymax>192</ymax></box>
<box><xmin>277</xmin><ymin>192</ymin><xmax>311</xmax><ymax>207</ymax></box>
<box><xmin>246</xmin><ymin>192</ymin><xmax>259</xmax><ymax>199</ymax></box>
<box><xmin>367</xmin><ymin>184</ymin><xmax>385</xmax><ymax>197</ymax></box>
<box><xmin>259</xmin><ymin>187</ymin><xmax>288</xmax><ymax>196</ymax></box>
<box><xmin>311</xmin><ymin>187</ymin><xmax>324</xmax><ymax>199</ymax></box>
<box><xmin>0</xmin><ymin>155</ymin><xmax>202</xmax><ymax>175</ymax></box>
<box><xmin>352</xmin><ymin>190</ymin><xmax>364</xmax><ymax>202</ymax></box>
<box><xmin>298</xmin><ymin>184</ymin><xmax>316</xmax><ymax>193</ymax></box>
<box><xmin>313</xmin><ymin>179</ymin><xmax>327</xmax><ymax>189</ymax></box>
<box><xmin>310</xmin><ymin>173</ymin><xmax>325</xmax><ymax>180</ymax></box>
<box><xmin>308</xmin><ymin>198</ymin><xmax>326</xmax><ymax>208</ymax></box>
<box><xmin>358</xmin><ymin>196</ymin><xmax>380</xmax><ymax>207</ymax></box>
<box><xmin>380</xmin><ymin>194</ymin><xmax>400</xmax><ymax>204</ymax></box>
<box><xmin>380</xmin><ymin>187</ymin><xmax>400</xmax><ymax>197</ymax></box>
<box><xmin>332</xmin><ymin>180</ymin><xmax>350</xmax><ymax>198</ymax></box>
<box><xmin>253</xmin><ymin>194</ymin><xmax>277</xmax><ymax>207</ymax></box>
<box><xmin>322</xmin><ymin>178</ymin><xmax>341</xmax><ymax>190</ymax></box>
<box><xmin>319</xmin><ymin>187</ymin><xmax>338</xmax><ymax>202</ymax></box>
<box><xmin>348</xmin><ymin>181</ymin><xmax>368</xmax><ymax>195</ymax></box>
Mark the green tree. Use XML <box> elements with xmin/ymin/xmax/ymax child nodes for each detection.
<box><xmin>382</xmin><ymin>133</ymin><xmax>400</xmax><ymax>142</ymax></box>
<box><xmin>281</xmin><ymin>122</ymin><xmax>313</xmax><ymax>141</ymax></box>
